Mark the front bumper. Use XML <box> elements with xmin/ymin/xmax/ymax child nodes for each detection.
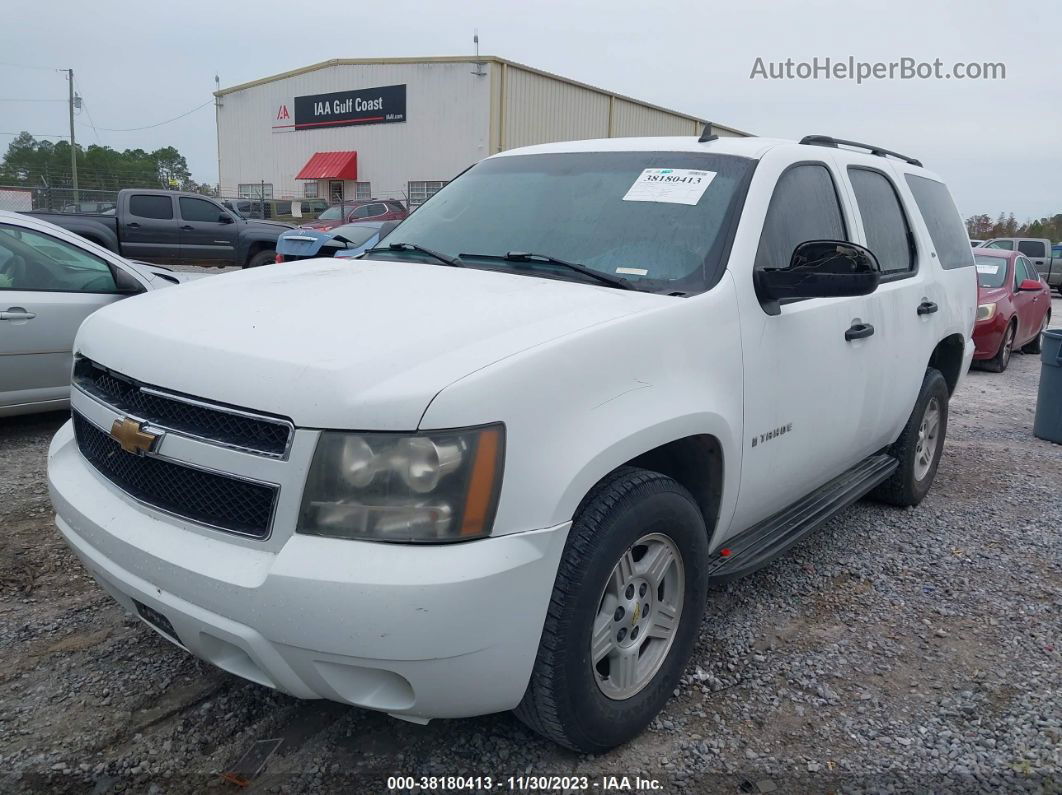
<box><xmin>48</xmin><ymin>421</ymin><xmax>569</xmax><ymax>720</ymax></box>
<box><xmin>972</xmin><ymin>313</ymin><xmax>1007</xmax><ymax>360</ymax></box>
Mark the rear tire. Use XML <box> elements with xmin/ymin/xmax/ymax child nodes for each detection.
<box><xmin>871</xmin><ymin>368</ymin><xmax>949</xmax><ymax>507</ymax></box>
<box><xmin>514</xmin><ymin>467</ymin><xmax>709</xmax><ymax>752</ymax></box>
<box><xmin>1021</xmin><ymin>313</ymin><xmax>1050</xmax><ymax>355</ymax></box>
<box><xmin>245</xmin><ymin>250</ymin><xmax>275</xmax><ymax>269</ymax></box>
<box><xmin>983</xmin><ymin>321</ymin><xmax>1015</xmax><ymax>373</ymax></box>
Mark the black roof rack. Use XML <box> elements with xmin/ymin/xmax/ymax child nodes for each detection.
<box><xmin>798</xmin><ymin>135</ymin><xmax>922</xmax><ymax>167</ymax></box>
<box><xmin>698</xmin><ymin>122</ymin><xmax>718</xmax><ymax>143</ymax></box>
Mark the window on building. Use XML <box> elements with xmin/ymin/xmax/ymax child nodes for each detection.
<box><xmin>1017</xmin><ymin>240</ymin><xmax>1046</xmax><ymax>258</ymax></box>
<box><xmin>408</xmin><ymin>181</ymin><xmax>448</xmax><ymax>208</ymax></box>
<box><xmin>848</xmin><ymin>168</ymin><xmax>915</xmax><ymax>274</ymax></box>
<box><xmin>238</xmin><ymin>183</ymin><xmax>273</xmax><ymax>200</ymax></box>
<box><xmin>303</xmin><ymin>182</ymin><xmax>319</xmax><ymax>199</ymax></box>
<box><xmin>129</xmin><ymin>194</ymin><xmax>174</xmax><ymax>220</ymax></box>
<box><xmin>904</xmin><ymin>175</ymin><xmax>975</xmax><ymax>269</ymax></box>
<box><xmin>354</xmin><ymin>182</ymin><xmax>372</xmax><ymax>201</ymax></box>
<box><xmin>755</xmin><ymin>164</ymin><xmax>846</xmax><ymax>272</ymax></box>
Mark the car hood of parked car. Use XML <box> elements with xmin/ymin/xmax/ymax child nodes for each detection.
<box><xmin>124</xmin><ymin>261</ymin><xmax>210</xmax><ymax>286</ymax></box>
<box><xmin>75</xmin><ymin>257</ymin><xmax>666</xmax><ymax>429</ymax></box>
<box><xmin>976</xmin><ymin>285</ymin><xmax>1009</xmax><ymax>303</ymax></box>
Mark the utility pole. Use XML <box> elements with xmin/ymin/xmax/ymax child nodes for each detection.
<box><xmin>66</xmin><ymin>69</ymin><xmax>78</xmax><ymax>205</ymax></box>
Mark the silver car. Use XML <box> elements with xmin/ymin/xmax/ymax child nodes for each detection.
<box><xmin>0</xmin><ymin>211</ymin><xmax>204</xmax><ymax>417</ymax></box>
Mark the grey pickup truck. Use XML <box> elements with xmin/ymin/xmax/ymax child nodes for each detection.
<box><xmin>25</xmin><ymin>189</ymin><xmax>290</xmax><ymax>268</ymax></box>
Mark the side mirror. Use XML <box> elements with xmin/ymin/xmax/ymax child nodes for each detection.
<box><xmin>114</xmin><ymin>267</ymin><xmax>146</xmax><ymax>295</ymax></box>
<box><xmin>219</xmin><ymin>213</ymin><xmax>234</xmax><ymax>224</ymax></box>
<box><xmin>1018</xmin><ymin>278</ymin><xmax>1042</xmax><ymax>291</ymax></box>
<box><xmin>756</xmin><ymin>240</ymin><xmax>881</xmax><ymax>315</ymax></box>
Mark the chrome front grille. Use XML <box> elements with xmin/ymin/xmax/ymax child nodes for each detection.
<box><xmin>73</xmin><ymin>358</ymin><xmax>293</xmax><ymax>457</ymax></box>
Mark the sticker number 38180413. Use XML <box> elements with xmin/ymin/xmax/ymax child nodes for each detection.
<box><xmin>622</xmin><ymin>168</ymin><xmax>717</xmax><ymax>206</ymax></box>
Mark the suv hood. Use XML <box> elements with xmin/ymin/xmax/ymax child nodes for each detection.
<box><xmin>76</xmin><ymin>258</ymin><xmax>665</xmax><ymax>429</ymax></box>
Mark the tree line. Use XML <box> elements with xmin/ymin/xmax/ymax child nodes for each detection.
<box><xmin>0</xmin><ymin>132</ymin><xmax>212</xmax><ymax>194</ymax></box>
<box><xmin>965</xmin><ymin>212</ymin><xmax>1062</xmax><ymax>243</ymax></box>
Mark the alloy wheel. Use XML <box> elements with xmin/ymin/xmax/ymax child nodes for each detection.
<box><xmin>914</xmin><ymin>397</ymin><xmax>941</xmax><ymax>482</ymax></box>
<box><xmin>591</xmin><ymin>533</ymin><xmax>684</xmax><ymax>700</ymax></box>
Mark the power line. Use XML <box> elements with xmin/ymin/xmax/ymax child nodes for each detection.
<box><xmin>0</xmin><ymin>61</ymin><xmax>62</xmax><ymax>72</ymax></box>
<box><xmin>90</xmin><ymin>99</ymin><xmax>214</xmax><ymax>132</ymax></box>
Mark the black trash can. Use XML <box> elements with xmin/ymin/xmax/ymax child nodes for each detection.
<box><xmin>1033</xmin><ymin>328</ymin><xmax>1062</xmax><ymax>444</ymax></box>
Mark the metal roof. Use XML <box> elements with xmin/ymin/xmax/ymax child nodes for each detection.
<box><xmin>295</xmin><ymin>151</ymin><xmax>359</xmax><ymax>180</ymax></box>
<box><xmin>214</xmin><ymin>56</ymin><xmax>751</xmax><ymax>138</ymax></box>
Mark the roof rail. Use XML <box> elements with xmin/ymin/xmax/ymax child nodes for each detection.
<box><xmin>698</xmin><ymin>122</ymin><xmax>718</xmax><ymax>143</ymax></box>
<box><xmin>798</xmin><ymin>135</ymin><xmax>922</xmax><ymax>167</ymax></box>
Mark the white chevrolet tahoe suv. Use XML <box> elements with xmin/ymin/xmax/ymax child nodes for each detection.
<box><xmin>48</xmin><ymin>134</ymin><xmax>977</xmax><ymax>752</ymax></box>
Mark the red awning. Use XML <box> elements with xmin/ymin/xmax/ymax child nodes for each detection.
<box><xmin>295</xmin><ymin>151</ymin><xmax>358</xmax><ymax>180</ymax></box>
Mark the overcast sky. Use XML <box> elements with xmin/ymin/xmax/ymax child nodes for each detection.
<box><xmin>2</xmin><ymin>0</ymin><xmax>1058</xmax><ymax>220</ymax></box>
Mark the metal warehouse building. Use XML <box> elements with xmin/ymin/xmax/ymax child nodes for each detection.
<box><xmin>214</xmin><ymin>56</ymin><xmax>749</xmax><ymax>209</ymax></box>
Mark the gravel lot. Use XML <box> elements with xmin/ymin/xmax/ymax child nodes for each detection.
<box><xmin>1</xmin><ymin>297</ymin><xmax>1059</xmax><ymax>794</ymax></box>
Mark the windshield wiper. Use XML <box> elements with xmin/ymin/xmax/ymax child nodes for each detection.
<box><xmin>364</xmin><ymin>242</ymin><xmax>463</xmax><ymax>267</ymax></box>
<box><xmin>459</xmin><ymin>251</ymin><xmax>634</xmax><ymax>290</ymax></box>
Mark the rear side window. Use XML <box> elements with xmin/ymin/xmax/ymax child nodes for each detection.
<box><xmin>904</xmin><ymin>175</ymin><xmax>974</xmax><ymax>269</ymax></box>
<box><xmin>755</xmin><ymin>164</ymin><xmax>847</xmax><ymax>271</ymax></box>
<box><xmin>986</xmin><ymin>240</ymin><xmax>1014</xmax><ymax>250</ymax></box>
<box><xmin>848</xmin><ymin>168</ymin><xmax>915</xmax><ymax>274</ymax></box>
<box><xmin>1017</xmin><ymin>240</ymin><xmax>1046</xmax><ymax>258</ymax></box>
<box><xmin>129</xmin><ymin>195</ymin><xmax>173</xmax><ymax>220</ymax></box>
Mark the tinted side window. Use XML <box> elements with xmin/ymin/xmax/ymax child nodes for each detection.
<box><xmin>755</xmin><ymin>164</ymin><xmax>846</xmax><ymax>271</ymax></box>
<box><xmin>905</xmin><ymin>175</ymin><xmax>974</xmax><ymax>269</ymax></box>
<box><xmin>849</xmin><ymin>168</ymin><xmax>914</xmax><ymax>274</ymax></box>
<box><xmin>275</xmin><ymin>201</ymin><xmax>292</xmax><ymax>215</ymax></box>
<box><xmin>129</xmin><ymin>195</ymin><xmax>173</xmax><ymax>220</ymax></box>
<box><xmin>0</xmin><ymin>224</ymin><xmax>117</xmax><ymax>293</ymax></box>
<box><xmin>1017</xmin><ymin>240</ymin><xmax>1046</xmax><ymax>258</ymax></box>
<box><xmin>179</xmin><ymin>197</ymin><xmax>223</xmax><ymax>222</ymax></box>
<box><xmin>351</xmin><ymin>205</ymin><xmax>372</xmax><ymax>219</ymax></box>
<box><xmin>986</xmin><ymin>240</ymin><xmax>1013</xmax><ymax>250</ymax></box>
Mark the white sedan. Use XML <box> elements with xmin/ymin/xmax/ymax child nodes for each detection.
<box><xmin>0</xmin><ymin>211</ymin><xmax>204</xmax><ymax>417</ymax></box>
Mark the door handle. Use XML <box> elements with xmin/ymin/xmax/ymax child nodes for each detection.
<box><xmin>126</xmin><ymin>222</ymin><xmax>140</xmax><ymax>229</ymax></box>
<box><xmin>0</xmin><ymin>308</ymin><xmax>36</xmax><ymax>320</ymax></box>
<box><xmin>180</xmin><ymin>224</ymin><xmax>194</xmax><ymax>230</ymax></box>
<box><xmin>845</xmin><ymin>322</ymin><xmax>875</xmax><ymax>341</ymax></box>
<box><xmin>917</xmin><ymin>301</ymin><xmax>939</xmax><ymax>315</ymax></box>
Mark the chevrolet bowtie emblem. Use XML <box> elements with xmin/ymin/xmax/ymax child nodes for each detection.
<box><xmin>110</xmin><ymin>417</ymin><xmax>158</xmax><ymax>455</ymax></box>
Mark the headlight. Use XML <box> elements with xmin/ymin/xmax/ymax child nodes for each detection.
<box><xmin>976</xmin><ymin>303</ymin><xmax>997</xmax><ymax>322</ymax></box>
<box><xmin>297</xmin><ymin>424</ymin><xmax>504</xmax><ymax>543</ymax></box>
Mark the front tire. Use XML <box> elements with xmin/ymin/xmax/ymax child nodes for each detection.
<box><xmin>245</xmin><ymin>250</ymin><xmax>275</xmax><ymax>269</ymax></box>
<box><xmin>514</xmin><ymin>467</ymin><xmax>709</xmax><ymax>752</ymax></box>
<box><xmin>871</xmin><ymin>368</ymin><xmax>949</xmax><ymax>507</ymax></box>
<box><xmin>982</xmin><ymin>321</ymin><xmax>1016</xmax><ymax>373</ymax></box>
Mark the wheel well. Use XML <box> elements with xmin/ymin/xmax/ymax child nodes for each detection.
<box><xmin>928</xmin><ymin>334</ymin><xmax>966</xmax><ymax>396</ymax></box>
<box><xmin>246</xmin><ymin>241</ymin><xmax>273</xmax><ymax>262</ymax></box>
<box><xmin>616</xmin><ymin>435</ymin><xmax>723</xmax><ymax>537</ymax></box>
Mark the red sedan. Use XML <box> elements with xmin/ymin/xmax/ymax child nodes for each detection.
<box><xmin>298</xmin><ymin>199</ymin><xmax>407</xmax><ymax>231</ymax></box>
<box><xmin>972</xmin><ymin>248</ymin><xmax>1052</xmax><ymax>372</ymax></box>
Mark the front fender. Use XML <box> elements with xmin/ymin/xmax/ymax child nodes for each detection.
<box><xmin>420</xmin><ymin>277</ymin><xmax>744</xmax><ymax>540</ymax></box>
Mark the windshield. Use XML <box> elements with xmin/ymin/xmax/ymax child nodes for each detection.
<box><xmin>975</xmin><ymin>254</ymin><xmax>1008</xmax><ymax>288</ymax></box>
<box><xmin>331</xmin><ymin>224</ymin><xmax>380</xmax><ymax>247</ymax></box>
<box><xmin>318</xmin><ymin>205</ymin><xmax>345</xmax><ymax>221</ymax></box>
<box><xmin>373</xmin><ymin>151</ymin><xmax>754</xmax><ymax>293</ymax></box>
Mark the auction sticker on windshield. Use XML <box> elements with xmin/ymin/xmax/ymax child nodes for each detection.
<box><xmin>622</xmin><ymin>168</ymin><xmax>717</xmax><ymax>205</ymax></box>
<box><xmin>976</xmin><ymin>263</ymin><xmax>1001</xmax><ymax>274</ymax></box>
